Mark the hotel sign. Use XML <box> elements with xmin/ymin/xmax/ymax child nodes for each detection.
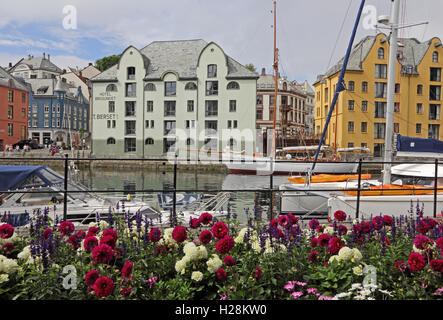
<box><xmin>92</xmin><ymin>113</ymin><xmax>118</xmax><ymax>120</ymax></box>
<box><xmin>95</xmin><ymin>92</ymin><xmax>116</xmax><ymax>101</ymax></box>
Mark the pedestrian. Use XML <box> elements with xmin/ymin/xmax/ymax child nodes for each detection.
<box><xmin>15</xmin><ymin>145</ymin><xmax>20</xmax><ymax>152</ymax></box>
<box><xmin>4</xmin><ymin>144</ymin><xmax>9</xmax><ymax>152</ymax></box>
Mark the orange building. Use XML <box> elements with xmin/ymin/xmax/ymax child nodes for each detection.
<box><xmin>0</xmin><ymin>67</ymin><xmax>29</xmax><ymax>150</ymax></box>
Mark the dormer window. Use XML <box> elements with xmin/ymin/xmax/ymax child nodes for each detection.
<box><xmin>185</xmin><ymin>82</ymin><xmax>197</xmax><ymax>90</ymax></box>
<box><xmin>127</xmin><ymin>67</ymin><xmax>135</xmax><ymax>80</ymax></box>
<box><xmin>227</xmin><ymin>81</ymin><xmax>240</xmax><ymax>90</ymax></box>
<box><xmin>433</xmin><ymin>51</ymin><xmax>439</xmax><ymax>63</ymax></box>
<box><xmin>378</xmin><ymin>48</ymin><xmax>385</xmax><ymax>59</ymax></box>
<box><xmin>106</xmin><ymin>84</ymin><xmax>117</xmax><ymax>92</ymax></box>
<box><xmin>144</xmin><ymin>83</ymin><xmax>156</xmax><ymax>91</ymax></box>
<box><xmin>208</xmin><ymin>64</ymin><xmax>217</xmax><ymax>78</ymax></box>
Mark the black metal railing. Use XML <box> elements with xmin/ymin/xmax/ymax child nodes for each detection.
<box><xmin>0</xmin><ymin>155</ymin><xmax>441</xmax><ymax>222</ymax></box>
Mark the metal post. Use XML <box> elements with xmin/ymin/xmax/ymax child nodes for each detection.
<box><xmin>173</xmin><ymin>154</ymin><xmax>177</xmax><ymax>224</ymax></box>
<box><xmin>434</xmin><ymin>159</ymin><xmax>438</xmax><ymax>218</ymax></box>
<box><xmin>356</xmin><ymin>158</ymin><xmax>362</xmax><ymax>219</ymax></box>
<box><xmin>63</xmin><ymin>153</ymin><xmax>68</xmax><ymax>222</ymax></box>
<box><xmin>269</xmin><ymin>156</ymin><xmax>274</xmax><ymax>218</ymax></box>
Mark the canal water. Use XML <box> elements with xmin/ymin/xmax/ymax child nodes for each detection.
<box><xmin>68</xmin><ymin>167</ymin><xmax>291</xmax><ymax>222</ymax></box>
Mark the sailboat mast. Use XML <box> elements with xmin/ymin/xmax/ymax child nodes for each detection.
<box><xmin>272</xmin><ymin>0</ymin><xmax>278</xmax><ymax>158</ymax></box>
<box><xmin>382</xmin><ymin>0</ymin><xmax>401</xmax><ymax>185</ymax></box>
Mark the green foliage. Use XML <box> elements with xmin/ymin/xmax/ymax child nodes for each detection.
<box><xmin>95</xmin><ymin>54</ymin><xmax>122</xmax><ymax>72</ymax></box>
<box><xmin>245</xmin><ymin>63</ymin><xmax>257</xmax><ymax>73</ymax></box>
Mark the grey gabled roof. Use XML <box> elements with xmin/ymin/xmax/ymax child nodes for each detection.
<box><xmin>92</xmin><ymin>39</ymin><xmax>258</xmax><ymax>82</ymax></box>
<box><xmin>0</xmin><ymin>66</ymin><xmax>29</xmax><ymax>91</ymax></box>
<box><xmin>10</xmin><ymin>56</ymin><xmax>63</xmax><ymax>74</ymax></box>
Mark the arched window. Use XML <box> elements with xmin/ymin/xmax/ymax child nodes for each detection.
<box><xmin>227</xmin><ymin>81</ymin><xmax>240</xmax><ymax>90</ymax></box>
<box><xmin>433</xmin><ymin>51</ymin><xmax>439</xmax><ymax>63</ymax></box>
<box><xmin>378</xmin><ymin>48</ymin><xmax>385</xmax><ymax>59</ymax></box>
<box><xmin>144</xmin><ymin>83</ymin><xmax>156</xmax><ymax>91</ymax></box>
<box><xmin>127</xmin><ymin>67</ymin><xmax>135</xmax><ymax>80</ymax></box>
<box><xmin>228</xmin><ymin>138</ymin><xmax>236</xmax><ymax>148</ymax></box>
<box><xmin>107</xmin><ymin>137</ymin><xmax>116</xmax><ymax>145</ymax></box>
<box><xmin>283</xmin><ymin>82</ymin><xmax>287</xmax><ymax>91</ymax></box>
<box><xmin>145</xmin><ymin>138</ymin><xmax>154</xmax><ymax>145</ymax></box>
<box><xmin>185</xmin><ymin>82</ymin><xmax>197</xmax><ymax>90</ymax></box>
<box><xmin>417</xmin><ymin>84</ymin><xmax>423</xmax><ymax>95</ymax></box>
<box><xmin>106</xmin><ymin>84</ymin><xmax>117</xmax><ymax>92</ymax></box>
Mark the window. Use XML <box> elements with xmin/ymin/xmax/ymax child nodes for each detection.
<box><xmin>124</xmin><ymin>138</ymin><xmax>136</xmax><ymax>153</ymax></box>
<box><xmin>147</xmin><ymin>101</ymin><xmax>153</xmax><ymax>112</ymax></box>
<box><xmin>125</xmin><ymin>83</ymin><xmax>136</xmax><ymax>97</ymax></box>
<box><xmin>164</xmin><ymin>121</ymin><xmax>176</xmax><ymax>135</ymax></box>
<box><xmin>125</xmin><ymin>101</ymin><xmax>136</xmax><ymax>116</ymax></box>
<box><xmin>207</xmin><ymin>64</ymin><xmax>217</xmax><ymax>78</ymax></box>
<box><xmin>164</xmin><ymin>101</ymin><xmax>176</xmax><ymax>116</ymax></box>
<box><xmin>378</xmin><ymin>48</ymin><xmax>385</xmax><ymax>59</ymax></box>
<box><xmin>362</xmin><ymin>81</ymin><xmax>368</xmax><ymax>92</ymax></box>
<box><xmin>227</xmin><ymin>120</ymin><xmax>232</xmax><ymax>129</ymax></box>
<box><xmin>430</xmin><ymin>86</ymin><xmax>441</xmax><ymax>101</ymax></box>
<box><xmin>204</xmin><ymin>138</ymin><xmax>217</xmax><ymax>150</ymax></box>
<box><xmin>125</xmin><ymin>120</ymin><xmax>136</xmax><ymax>135</ymax></box>
<box><xmin>374</xmin><ymin>102</ymin><xmax>386</xmax><ymax>118</ymax></box>
<box><xmin>145</xmin><ymin>120</ymin><xmax>150</xmax><ymax>128</ymax></box>
<box><xmin>205</xmin><ymin>120</ymin><xmax>218</xmax><ymax>136</ymax></box>
<box><xmin>8</xmin><ymin>106</ymin><xmax>13</xmax><ymax>119</ymax></box>
<box><xmin>395</xmin><ymin>83</ymin><xmax>400</xmax><ymax>94</ymax></box>
<box><xmin>44</xmin><ymin>104</ymin><xmax>50</xmax><ymax>113</ymax></box>
<box><xmin>374</xmin><ymin>143</ymin><xmax>384</xmax><ymax>157</ymax></box>
<box><xmin>433</xmin><ymin>51</ymin><xmax>439</xmax><ymax>63</ymax></box>
<box><xmin>348</xmin><ymin>81</ymin><xmax>355</xmax><ymax>91</ymax></box>
<box><xmin>361</xmin><ymin>101</ymin><xmax>368</xmax><ymax>112</ymax></box>
<box><xmin>416</xmin><ymin>123</ymin><xmax>422</xmax><ymax>134</ymax></box>
<box><xmin>416</xmin><ymin>103</ymin><xmax>423</xmax><ymax>114</ymax></box>
<box><xmin>112</xmin><ymin>120</ymin><xmax>116</xmax><ymax>128</ymax></box>
<box><xmin>205</xmin><ymin>101</ymin><xmax>218</xmax><ymax>116</ymax></box>
<box><xmin>324</xmin><ymin>88</ymin><xmax>328</xmax><ymax>103</ymax></box>
<box><xmin>164</xmin><ymin>138</ymin><xmax>176</xmax><ymax>153</ymax></box>
<box><xmin>145</xmin><ymin>138</ymin><xmax>154</xmax><ymax>145</ymax></box>
<box><xmin>361</xmin><ymin>122</ymin><xmax>367</xmax><ymax>133</ymax></box>
<box><xmin>375</xmin><ymin>64</ymin><xmax>387</xmax><ymax>79</ymax></box>
<box><xmin>22</xmin><ymin>93</ymin><xmax>26</xmax><ymax>103</ymax></box>
<box><xmin>375</xmin><ymin>82</ymin><xmax>387</xmax><ymax>98</ymax></box>
<box><xmin>429</xmin><ymin>104</ymin><xmax>440</xmax><ymax>120</ymax></box>
<box><xmin>348</xmin><ymin>142</ymin><xmax>354</xmax><ymax>148</ymax></box>
<box><xmin>187</xmin><ymin>100</ymin><xmax>194</xmax><ymax>112</ymax></box>
<box><xmin>165</xmin><ymin>82</ymin><xmax>176</xmax><ymax>96</ymax></box>
<box><xmin>256</xmin><ymin>95</ymin><xmax>263</xmax><ymax>105</ymax></box>
<box><xmin>374</xmin><ymin>123</ymin><xmax>386</xmax><ymax>139</ymax></box>
<box><xmin>361</xmin><ymin>142</ymin><xmax>368</xmax><ymax>149</ymax></box>
<box><xmin>206</xmin><ymin>81</ymin><xmax>218</xmax><ymax>95</ymax></box>
<box><xmin>108</xmin><ymin>101</ymin><xmax>115</xmax><ymax>113</ymax></box>
<box><xmin>430</xmin><ymin>68</ymin><xmax>441</xmax><ymax>82</ymax></box>
<box><xmin>394</xmin><ymin>102</ymin><xmax>400</xmax><ymax>112</ymax></box>
<box><xmin>256</xmin><ymin>109</ymin><xmax>263</xmax><ymax>120</ymax></box>
<box><xmin>145</xmin><ymin>83</ymin><xmax>156</xmax><ymax>91</ymax></box>
<box><xmin>270</xmin><ymin>95</ymin><xmax>275</xmax><ymax>105</ymax></box>
<box><xmin>228</xmin><ymin>138</ymin><xmax>236</xmax><ymax>148</ymax></box>
<box><xmin>185</xmin><ymin>82</ymin><xmax>197</xmax><ymax>90</ymax></box>
<box><xmin>348</xmin><ymin>121</ymin><xmax>354</xmax><ymax>133</ymax></box>
<box><xmin>229</xmin><ymin>100</ymin><xmax>236</xmax><ymax>112</ymax></box>
<box><xmin>107</xmin><ymin>120</ymin><xmax>111</xmax><ymax>128</ymax></box>
<box><xmin>106</xmin><ymin>84</ymin><xmax>117</xmax><ymax>92</ymax></box>
<box><xmin>8</xmin><ymin>90</ymin><xmax>13</xmax><ymax>102</ymax></box>
<box><xmin>20</xmin><ymin>126</ymin><xmax>25</xmax><ymax>140</ymax></box>
<box><xmin>417</xmin><ymin>84</ymin><xmax>423</xmax><ymax>95</ymax></box>
<box><xmin>227</xmin><ymin>81</ymin><xmax>240</xmax><ymax>90</ymax></box>
<box><xmin>429</xmin><ymin>124</ymin><xmax>440</xmax><ymax>139</ymax></box>
<box><xmin>394</xmin><ymin>123</ymin><xmax>399</xmax><ymax>133</ymax></box>
<box><xmin>233</xmin><ymin>120</ymin><xmax>238</xmax><ymax>128</ymax></box>
<box><xmin>8</xmin><ymin>123</ymin><xmax>13</xmax><ymax>136</ymax></box>
<box><xmin>348</xmin><ymin>100</ymin><xmax>355</xmax><ymax>111</ymax></box>
<box><xmin>21</xmin><ymin>108</ymin><xmax>25</xmax><ymax>118</ymax></box>
<box><xmin>107</xmin><ymin>137</ymin><xmax>116</xmax><ymax>145</ymax></box>
<box><xmin>186</xmin><ymin>138</ymin><xmax>194</xmax><ymax>146</ymax></box>
<box><xmin>127</xmin><ymin>67</ymin><xmax>135</xmax><ymax>80</ymax></box>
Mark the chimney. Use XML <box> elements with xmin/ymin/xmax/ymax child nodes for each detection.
<box><xmin>28</xmin><ymin>54</ymin><xmax>32</xmax><ymax>60</ymax></box>
<box><xmin>88</xmin><ymin>62</ymin><xmax>92</xmax><ymax>66</ymax></box>
<box><xmin>8</xmin><ymin>62</ymin><xmax>12</xmax><ymax>68</ymax></box>
<box><xmin>47</xmin><ymin>54</ymin><xmax>50</xmax><ymax>61</ymax></box>
<box><xmin>261</xmin><ymin>67</ymin><xmax>266</xmax><ymax>75</ymax></box>
<box><xmin>43</xmin><ymin>52</ymin><xmax>46</xmax><ymax>59</ymax></box>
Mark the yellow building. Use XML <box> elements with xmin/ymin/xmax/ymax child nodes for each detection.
<box><xmin>314</xmin><ymin>33</ymin><xmax>443</xmax><ymax>157</ymax></box>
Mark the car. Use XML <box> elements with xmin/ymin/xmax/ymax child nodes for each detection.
<box><xmin>12</xmin><ymin>140</ymin><xmax>40</xmax><ymax>150</ymax></box>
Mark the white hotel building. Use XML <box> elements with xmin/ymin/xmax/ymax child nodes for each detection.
<box><xmin>90</xmin><ymin>40</ymin><xmax>259</xmax><ymax>159</ymax></box>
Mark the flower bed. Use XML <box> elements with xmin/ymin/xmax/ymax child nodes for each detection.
<box><xmin>0</xmin><ymin>206</ymin><xmax>442</xmax><ymax>300</ymax></box>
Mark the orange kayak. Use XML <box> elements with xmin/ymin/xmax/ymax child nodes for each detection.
<box><xmin>343</xmin><ymin>184</ymin><xmax>443</xmax><ymax>196</ymax></box>
<box><xmin>288</xmin><ymin>174</ymin><xmax>372</xmax><ymax>184</ymax></box>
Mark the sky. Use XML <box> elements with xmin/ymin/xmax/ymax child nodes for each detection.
<box><xmin>0</xmin><ymin>0</ymin><xmax>441</xmax><ymax>85</ymax></box>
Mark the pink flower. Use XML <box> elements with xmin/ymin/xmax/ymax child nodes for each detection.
<box><xmin>394</xmin><ymin>260</ymin><xmax>406</xmax><ymax>272</ymax></box>
<box><xmin>284</xmin><ymin>281</ymin><xmax>295</xmax><ymax>291</ymax></box>
<box><xmin>291</xmin><ymin>291</ymin><xmax>303</xmax><ymax>299</ymax></box>
<box><xmin>414</xmin><ymin>235</ymin><xmax>434</xmax><ymax>250</ymax></box>
<box><xmin>278</xmin><ymin>215</ymin><xmax>289</xmax><ymax>227</ymax></box>
<box><xmin>294</xmin><ymin>281</ymin><xmax>307</xmax><ymax>287</ymax></box>
<box><xmin>318</xmin><ymin>296</ymin><xmax>333</xmax><ymax>300</ymax></box>
<box><xmin>307</xmin><ymin>288</ymin><xmax>318</xmax><ymax>295</ymax></box>
<box><xmin>146</xmin><ymin>276</ymin><xmax>158</xmax><ymax>289</ymax></box>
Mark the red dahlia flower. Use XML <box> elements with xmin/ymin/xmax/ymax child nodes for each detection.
<box><xmin>278</xmin><ymin>215</ymin><xmax>289</xmax><ymax>227</ymax></box>
<box><xmin>91</xmin><ymin>244</ymin><xmax>114</xmax><ymax>264</ymax></box>
<box><xmin>372</xmin><ymin>216</ymin><xmax>384</xmax><ymax>230</ymax></box>
<box><xmin>337</xmin><ymin>225</ymin><xmax>348</xmax><ymax>236</ymax></box>
<box><xmin>308</xmin><ymin>251</ymin><xmax>319</xmax><ymax>263</ymax></box>
<box><xmin>2</xmin><ymin>242</ymin><xmax>14</xmax><ymax>254</ymax></box>
<box><xmin>287</xmin><ymin>213</ymin><xmax>299</xmax><ymax>224</ymax></box>
<box><xmin>58</xmin><ymin>221</ymin><xmax>74</xmax><ymax>236</ymax></box>
<box><xmin>311</xmin><ymin>237</ymin><xmax>318</xmax><ymax>248</ymax></box>
<box><xmin>120</xmin><ymin>287</ymin><xmax>132</xmax><ymax>297</ymax></box>
<box><xmin>189</xmin><ymin>218</ymin><xmax>200</xmax><ymax>229</ymax></box>
<box><xmin>224</xmin><ymin>255</ymin><xmax>236</xmax><ymax>266</ymax></box>
<box><xmin>84</xmin><ymin>236</ymin><xmax>99</xmax><ymax>253</ymax></box>
<box><xmin>0</xmin><ymin>224</ymin><xmax>14</xmax><ymax>239</ymax></box>
<box><xmin>199</xmin><ymin>212</ymin><xmax>213</xmax><ymax>225</ymax></box>
<box><xmin>253</xmin><ymin>266</ymin><xmax>262</xmax><ymax>279</ymax></box>
<box><xmin>88</xmin><ymin>226</ymin><xmax>99</xmax><ymax>234</ymax></box>
<box><xmin>199</xmin><ymin>230</ymin><xmax>212</xmax><ymax>244</ymax></box>
<box><xmin>437</xmin><ymin>238</ymin><xmax>443</xmax><ymax>249</ymax></box>
<box><xmin>408</xmin><ymin>252</ymin><xmax>426</xmax><ymax>272</ymax></box>
<box><xmin>85</xmin><ymin>269</ymin><xmax>100</xmax><ymax>286</ymax></box>
<box><xmin>394</xmin><ymin>260</ymin><xmax>406</xmax><ymax>272</ymax></box>
<box><xmin>328</xmin><ymin>237</ymin><xmax>343</xmax><ymax>255</ymax></box>
<box><xmin>383</xmin><ymin>215</ymin><xmax>393</xmax><ymax>226</ymax></box>
<box><xmin>216</xmin><ymin>267</ymin><xmax>227</xmax><ymax>281</ymax></box>
<box><xmin>121</xmin><ymin>261</ymin><xmax>134</xmax><ymax>278</ymax></box>
<box><xmin>100</xmin><ymin>235</ymin><xmax>117</xmax><ymax>249</ymax></box>
<box><xmin>333</xmin><ymin>210</ymin><xmax>347</xmax><ymax>222</ymax></box>
<box><xmin>68</xmin><ymin>234</ymin><xmax>81</xmax><ymax>249</ymax></box>
<box><xmin>269</xmin><ymin>219</ymin><xmax>278</xmax><ymax>228</ymax></box>
<box><xmin>75</xmin><ymin>230</ymin><xmax>86</xmax><ymax>240</ymax></box>
<box><xmin>414</xmin><ymin>235</ymin><xmax>434</xmax><ymax>250</ymax></box>
<box><xmin>102</xmin><ymin>228</ymin><xmax>118</xmax><ymax>241</ymax></box>
<box><xmin>149</xmin><ymin>228</ymin><xmax>162</xmax><ymax>242</ymax></box>
<box><xmin>215</xmin><ymin>235</ymin><xmax>235</xmax><ymax>255</ymax></box>
<box><xmin>43</xmin><ymin>228</ymin><xmax>53</xmax><ymax>240</ymax></box>
<box><xmin>430</xmin><ymin>259</ymin><xmax>443</xmax><ymax>273</ymax></box>
<box><xmin>93</xmin><ymin>276</ymin><xmax>114</xmax><ymax>298</ymax></box>
<box><xmin>318</xmin><ymin>233</ymin><xmax>331</xmax><ymax>248</ymax></box>
<box><xmin>211</xmin><ymin>222</ymin><xmax>228</xmax><ymax>239</ymax></box>
<box><xmin>172</xmin><ymin>226</ymin><xmax>187</xmax><ymax>243</ymax></box>
<box><xmin>417</xmin><ymin>221</ymin><xmax>430</xmax><ymax>234</ymax></box>
<box><xmin>309</xmin><ymin>219</ymin><xmax>319</xmax><ymax>230</ymax></box>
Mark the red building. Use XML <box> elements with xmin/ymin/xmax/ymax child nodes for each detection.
<box><xmin>0</xmin><ymin>67</ymin><xmax>29</xmax><ymax>150</ymax></box>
